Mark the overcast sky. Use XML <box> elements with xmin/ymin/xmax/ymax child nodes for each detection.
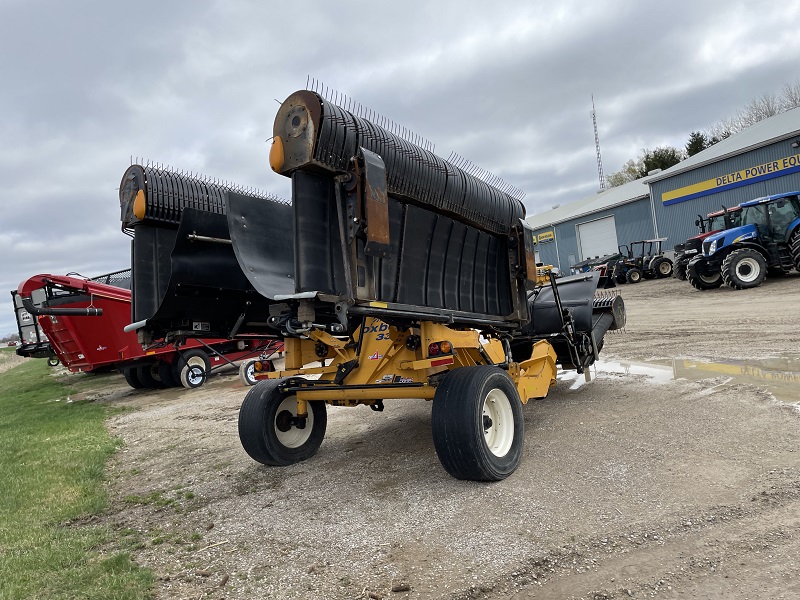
<box><xmin>2</xmin><ymin>0</ymin><xmax>799</xmax><ymax>336</ymax></box>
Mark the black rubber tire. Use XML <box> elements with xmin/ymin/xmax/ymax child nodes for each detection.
<box><xmin>135</xmin><ymin>363</ymin><xmax>164</xmax><ymax>388</ymax></box>
<box><xmin>47</xmin><ymin>356</ymin><xmax>60</xmax><ymax>367</ymax></box>
<box><xmin>652</xmin><ymin>257</ymin><xmax>673</xmax><ymax>278</ymax></box>
<box><xmin>238</xmin><ymin>379</ymin><xmax>327</xmax><ymax>466</ymax></box>
<box><xmin>790</xmin><ymin>230</ymin><xmax>800</xmax><ymax>271</ymax></box>
<box><xmin>122</xmin><ymin>367</ymin><xmax>144</xmax><ymax>389</ymax></box>
<box><xmin>615</xmin><ymin>273</ymin><xmax>627</xmax><ymax>284</ymax></box>
<box><xmin>431</xmin><ymin>366</ymin><xmax>524</xmax><ymax>481</ymax></box>
<box><xmin>674</xmin><ymin>260</ymin><xmax>688</xmax><ymax>281</ymax></box>
<box><xmin>721</xmin><ymin>248</ymin><xmax>767</xmax><ymax>289</ymax></box>
<box><xmin>158</xmin><ymin>361</ymin><xmax>180</xmax><ymax>387</ymax></box>
<box><xmin>687</xmin><ymin>258</ymin><xmax>722</xmax><ymax>290</ymax></box>
<box><xmin>625</xmin><ymin>268</ymin><xmax>643</xmax><ymax>284</ymax></box>
<box><xmin>173</xmin><ymin>349</ymin><xmax>211</xmax><ymax>389</ymax></box>
<box><xmin>767</xmin><ymin>266</ymin><xmax>787</xmax><ymax>278</ymax></box>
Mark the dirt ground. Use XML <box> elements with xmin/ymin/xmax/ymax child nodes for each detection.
<box><xmin>71</xmin><ymin>273</ymin><xmax>800</xmax><ymax>599</ymax></box>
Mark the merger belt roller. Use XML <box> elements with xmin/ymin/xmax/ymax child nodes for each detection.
<box><xmin>119</xmin><ymin>164</ymin><xmax>294</xmax><ymax>342</ymax></box>
<box><xmin>270</xmin><ymin>90</ymin><xmax>525</xmax><ymax>236</ymax></box>
<box><xmin>264</xmin><ymin>90</ymin><xmax>531</xmax><ymax>331</ymax></box>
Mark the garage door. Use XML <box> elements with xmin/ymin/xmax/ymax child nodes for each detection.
<box><xmin>576</xmin><ymin>216</ymin><xmax>618</xmax><ymax>260</ymax></box>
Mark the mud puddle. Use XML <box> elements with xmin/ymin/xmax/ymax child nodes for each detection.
<box><xmin>561</xmin><ymin>355</ymin><xmax>800</xmax><ymax>405</ymax></box>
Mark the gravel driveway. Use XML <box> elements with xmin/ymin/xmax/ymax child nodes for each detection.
<box><xmin>95</xmin><ymin>273</ymin><xmax>800</xmax><ymax>599</ymax></box>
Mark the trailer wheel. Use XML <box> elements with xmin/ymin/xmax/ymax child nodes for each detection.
<box><xmin>722</xmin><ymin>248</ymin><xmax>767</xmax><ymax>289</ymax></box>
<box><xmin>238</xmin><ymin>379</ymin><xmax>327</xmax><ymax>466</ymax></box>
<box><xmin>158</xmin><ymin>361</ymin><xmax>180</xmax><ymax>387</ymax></box>
<box><xmin>174</xmin><ymin>349</ymin><xmax>210</xmax><ymax>389</ymax></box>
<box><xmin>239</xmin><ymin>359</ymin><xmax>258</xmax><ymax>386</ymax></box>
<box><xmin>47</xmin><ymin>356</ymin><xmax>60</xmax><ymax>367</ymax></box>
<box><xmin>625</xmin><ymin>268</ymin><xmax>643</xmax><ymax>284</ymax></box>
<box><xmin>135</xmin><ymin>363</ymin><xmax>164</xmax><ymax>388</ymax></box>
<box><xmin>687</xmin><ymin>258</ymin><xmax>722</xmax><ymax>290</ymax></box>
<box><xmin>431</xmin><ymin>366</ymin><xmax>523</xmax><ymax>481</ymax></box>
<box><xmin>122</xmin><ymin>367</ymin><xmax>144</xmax><ymax>389</ymax></box>
<box><xmin>652</xmin><ymin>257</ymin><xmax>673</xmax><ymax>278</ymax></box>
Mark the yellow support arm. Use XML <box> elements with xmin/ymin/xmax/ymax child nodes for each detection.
<box><xmin>513</xmin><ymin>340</ymin><xmax>558</xmax><ymax>403</ymax></box>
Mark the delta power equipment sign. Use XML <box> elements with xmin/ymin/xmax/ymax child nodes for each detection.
<box><xmin>662</xmin><ymin>153</ymin><xmax>800</xmax><ymax>206</ymax></box>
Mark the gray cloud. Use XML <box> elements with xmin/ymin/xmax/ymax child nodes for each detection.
<box><xmin>2</xmin><ymin>0</ymin><xmax>799</xmax><ymax>335</ymax></box>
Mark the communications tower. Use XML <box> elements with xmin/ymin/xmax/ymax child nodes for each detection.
<box><xmin>592</xmin><ymin>95</ymin><xmax>605</xmax><ymax>191</ymax></box>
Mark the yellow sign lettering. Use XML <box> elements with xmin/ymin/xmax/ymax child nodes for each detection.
<box><xmin>663</xmin><ymin>153</ymin><xmax>800</xmax><ymax>205</ymax></box>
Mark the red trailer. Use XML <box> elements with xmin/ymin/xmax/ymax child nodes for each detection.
<box><xmin>15</xmin><ymin>271</ymin><xmax>282</xmax><ymax>389</ymax></box>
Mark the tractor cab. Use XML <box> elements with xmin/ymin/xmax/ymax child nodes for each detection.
<box><xmin>735</xmin><ymin>194</ymin><xmax>800</xmax><ymax>244</ymax></box>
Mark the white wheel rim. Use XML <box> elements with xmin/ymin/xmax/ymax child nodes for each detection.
<box><xmin>186</xmin><ymin>366</ymin><xmax>204</xmax><ymax>386</ymax></box>
<box><xmin>659</xmin><ymin>262</ymin><xmax>670</xmax><ymax>274</ymax></box>
<box><xmin>187</xmin><ymin>357</ymin><xmax>206</xmax><ymax>383</ymax></box>
<box><xmin>246</xmin><ymin>363</ymin><xmax>256</xmax><ymax>383</ymax></box>
<box><xmin>275</xmin><ymin>396</ymin><xmax>313</xmax><ymax>448</ymax></box>
<box><xmin>482</xmin><ymin>389</ymin><xmax>514</xmax><ymax>457</ymax></box>
<box><xmin>735</xmin><ymin>257</ymin><xmax>760</xmax><ymax>282</ymax></box>
<box><xmin>186</xmin><ymin>356</ymin><xmax>205</xmax><ymax>368</ymax></box>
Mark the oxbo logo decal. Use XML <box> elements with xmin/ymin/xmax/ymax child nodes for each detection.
<box><xmin>366</xmin><ymin>320</ymin><xmax>391</xmax><ymax>341</ymax></box>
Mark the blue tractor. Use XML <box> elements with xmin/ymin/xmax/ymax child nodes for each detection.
<box><xmin>687</xmin><ymin>191</ymin><xmax>800</xmax><ymax>290</ymax></box>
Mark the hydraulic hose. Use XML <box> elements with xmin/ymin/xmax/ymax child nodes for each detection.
<box><xmin>21</xmin><ymin>297</ymin><xmax>102</xmax><ymax>317</ymax></box>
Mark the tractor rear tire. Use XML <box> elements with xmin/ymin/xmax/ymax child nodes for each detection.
<box><xmin>722</xmin><ymin>248</ymin><xmax>767</xmax><ymax>289</ymax></box>
<box><xmin>431</xmin><ymin>366</ymin><xmax>523</xmax><ymax>481</ymax></box>
<box><xmin>626</xmin><ymin>268</ymin><xmax>643</xmax><ymax>284</ymax></box>
<box><xmin>767</xmin><ymin>266</ymin><xmax>787</xmax><ymax>278</ymax></box>
<box><xmin>687</xmin><ymin>258</ymin><xmax>722</xmax><ymax>290</ymax></box>
<box><xmin>174</xmin><ymin>349</ymin><xmax>211</xmax><ymax>389</ymax></box>
<box><xmin>652</xmin><ymin>257</ymin><xmax>673</xmax><ymax>278</ymax></box>
<box><xmin>238</xmin><ymin>379</ymin><xmax>327</xmax><ymax>466</ymax></box>
<box><xmin>674</xmin><ymin>260</ymin><xmax>688</xmax><ymax>281</ymax></box>
<box><xmin>790</xmin><ymin>230</ymin><xmax>800</xmax><ymax>271</ymax></box>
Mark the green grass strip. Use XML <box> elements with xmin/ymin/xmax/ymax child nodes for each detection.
<box><xmin>0</xmin><ymin>356</ymin><xmax>153</xmax><ymax>600</ymax></box>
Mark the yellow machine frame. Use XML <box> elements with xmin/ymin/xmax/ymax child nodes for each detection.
<box><xmin>534</xmin><ymin>265</ymin><xmax>555</xmax><ymax>287</ymax></box>
<box><xmin>257</xmin><ymin>317</ymin><xmax>557</xmax><ymax>416</ymax></box>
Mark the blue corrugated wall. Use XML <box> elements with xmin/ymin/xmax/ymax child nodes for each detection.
<box><xmin>532</xmin><ymin>198</ymin><xmax>655</xmax><ymax>272</ymax></box>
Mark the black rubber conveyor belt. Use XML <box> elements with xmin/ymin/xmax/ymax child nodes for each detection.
<box><xmin>270</xmin><ymin>90</ymin><xmax>526</xmax><ymax>236</ymax></box>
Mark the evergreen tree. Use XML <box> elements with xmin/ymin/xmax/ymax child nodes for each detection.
<box><xmin>685</xmin><ymin>131</ymin><xmax>708</xmax><ymax>157</ymax></box>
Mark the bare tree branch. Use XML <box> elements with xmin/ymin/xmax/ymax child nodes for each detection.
<box><xmin>780</xmin><ymin>79</ymin><xmax>800</xmax><ymax>111</ymax></box>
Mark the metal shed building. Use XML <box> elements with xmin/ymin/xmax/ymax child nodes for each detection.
<box><xmin>526</xmin><ymin>179</ymin><xmax>655</xmax><ymax>273</ymax></box>
<box><xmin>525</xmin><ymin>106</ymin><xmax>800</xmax><ymax>273</ymax></box>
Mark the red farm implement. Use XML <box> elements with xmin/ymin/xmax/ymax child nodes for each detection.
<box><xmin>15</xmin><ymin>271</ymin><xmax>282</xmax><ymax>389</ymax></box>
